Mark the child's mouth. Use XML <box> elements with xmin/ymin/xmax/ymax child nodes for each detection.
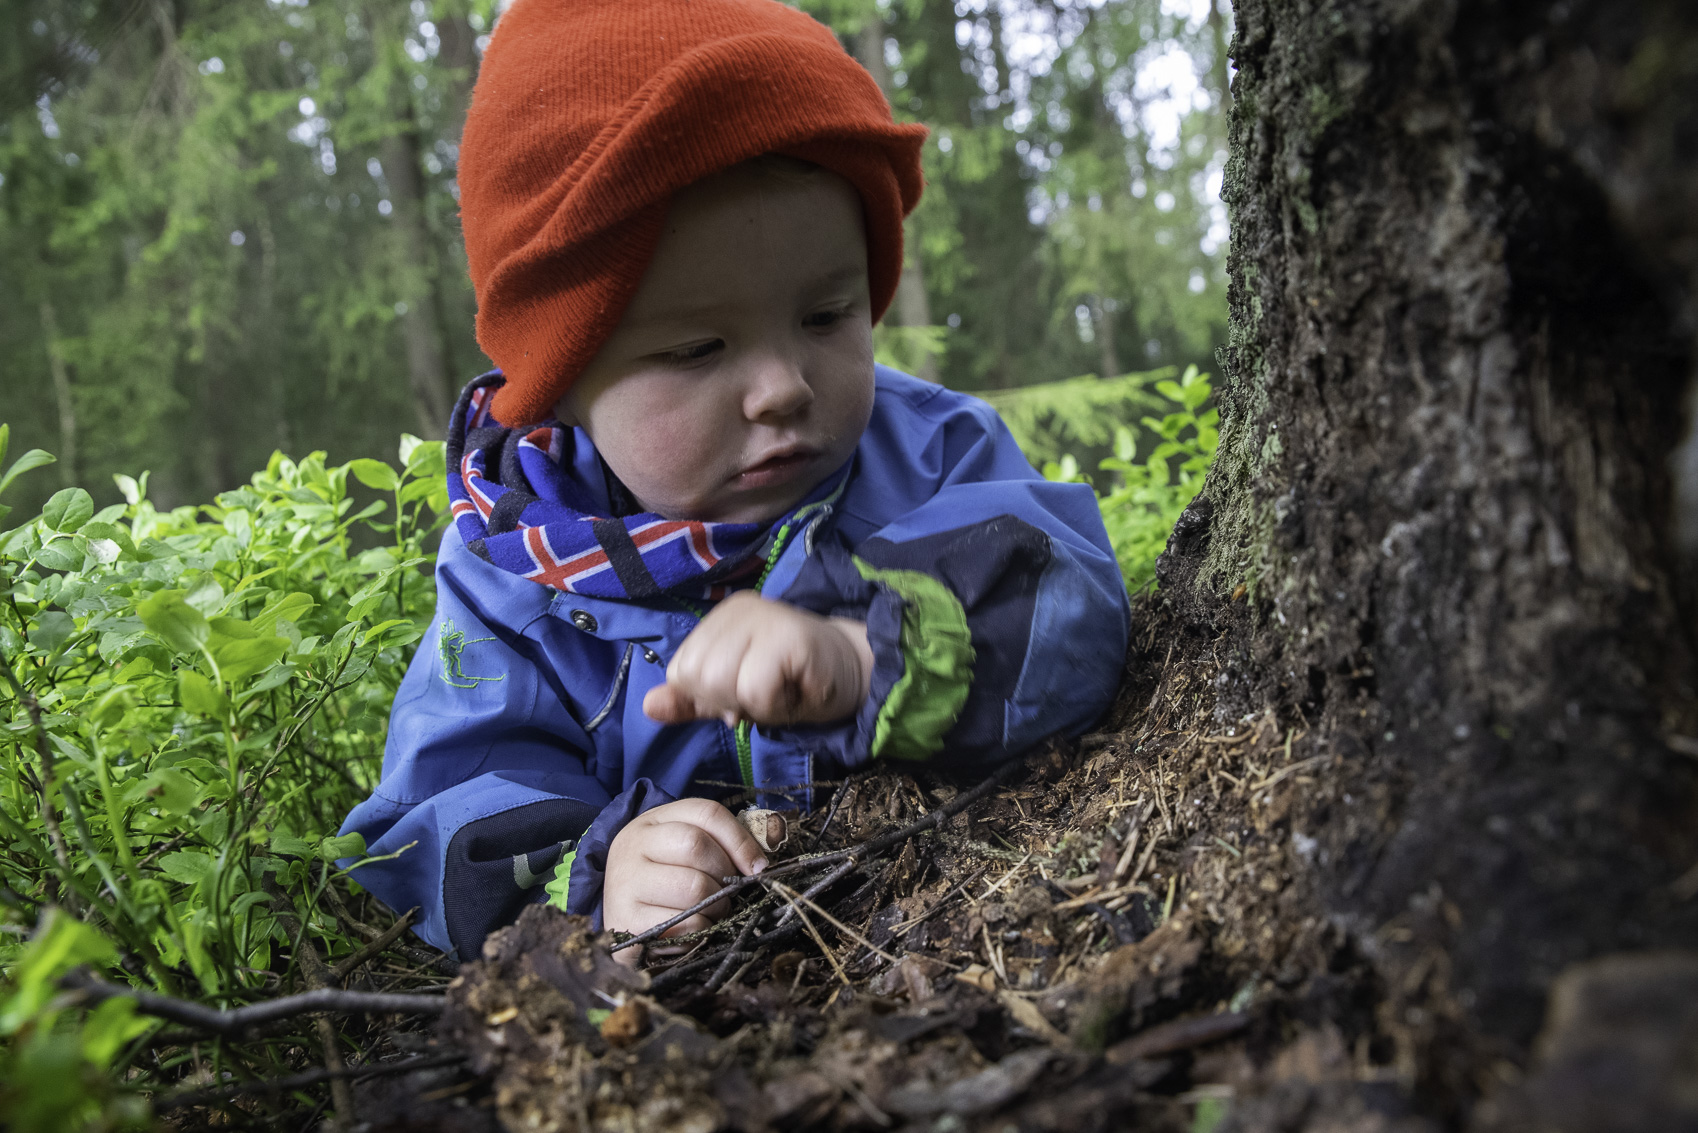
<box><xmin>735</xmin><ymin>446</ymin><xmax>819</xmax><ymax>488</ymax></box>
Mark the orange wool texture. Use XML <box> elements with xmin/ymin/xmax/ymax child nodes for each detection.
<box><xmin>458</xmin><ymin>0</ymin><xmax>930</xmax><ymax>426</ymax></box>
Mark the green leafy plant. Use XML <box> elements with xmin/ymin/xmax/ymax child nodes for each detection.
<box><xmin>993</xmin><ymin>366</ymin><xmax>1219</xmax><ymax>592</ymax></box>
<box><xmin>980</xmin><ymin>368</ymin><xmax>1180</xmax><ymax>468</ymax></box>
<box><xmin>0</xmin><ymin>423</ymin><xmax>448</xmax><ymax>1129</ymax></box>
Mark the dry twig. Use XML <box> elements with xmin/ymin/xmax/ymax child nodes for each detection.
<box><xmin>612</xmin><ymin>759</ymin><xmax>1023</xmax><ymax>953</ymax></box>
<box><xmin>59</xmin><ymin>970</ymin><xmax>445</xmax><ymax>1035</ymax></box>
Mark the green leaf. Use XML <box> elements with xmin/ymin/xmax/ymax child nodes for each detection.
<box><xmin>319</xmin><ymin>832</ymin><xmax>366</xmax><ymax>861</ymax></box>
<box><xmin>178</xmin><ymin>670</ymin><xmax>230</xmax><ymax>719</ymax></box>
<box><xmin>27</xmin><ymin>611</ymin><xmax>75</xmax><ymax>655</ymax></box>
<box><xmin>41</xmin><ymin>487</ymin><xmax>94</xmax><ymax>533</ymax></box>
<box><xmin>112</xmin><ymin>472</ymin><xmax>142</xmax><ymax>505</ymax></box>
<box><xmin>347</xmin><ymin>458</ymin><xmax>400</xmax><ymax>493</ymax></box>
<box><xmin>404</xmin><ymin>439</ymin><xmax>446</xmax><ymax>479</ymax></box>
<box><xmin>237</xmin><ymin>663</ymin><xmax>298</xmax><ymax>701</ymax></box>
<box><xmin>139</xmin><ymin>768</ymin><xmax>203</xmax><ymax>815</ymax></box>
<box><xmin>398</xmin><ymin>478</ymin><xmax>436</xmax><ymax>506</ymax></box>
<box><xmin>0</xmin><ymin>910</ymin><xmax>116</xmax><ymax>1035</ymax></box>
<box><xmin>271</xmin><ymin>830</ymin><xmax>316</xmax><ymax>858</ymax></box>
<box><xmin>79</xmin><ymin>521</ymin><xmax>134</xmax><ymax>557</ymax></box>
<box><xmin>88</xmin><ymin>686</ymin><xmax>136</xmax><ymax>730</ymax></box>
<box><xmin>156</xmin><ymin>850</ymin><xmax>216</xmax><ymax>886</ymax></box>
<box><xmin>81</xmin><ymin>996</ymin><xmax>154</xmax><ymax>1069</ymax></box>
<box><xmin>208</xmin><ymin>616</ymin><xmax>262</xmax><ymax>641</ymax></box>
<box><xmin>212</xmin><ymin>635</ymin><xmax>290</xmax><ymax>685</ymax></box>
<box><xmin>184</xmin><ymin>575</ymin><xmax>225</xmax><ymax>616</ymax></box>
<box><xmin>398</xmin><ymin>433</ymin><xmax>424</xmax><ymax>468</ymax></box>
<box><xmin>0</xmin><ymin>448</ymin><xmax>56</xmax><ymax>499</ymax></box>
<box><xmin>137</xmin><ymin>590</ymin><xmax>210</xmax><ymax>654</ymax></box>
<box><xmin>33</xmin><ymin>538</ymin><xmax>84</xmax><ymax>572</ymax></box>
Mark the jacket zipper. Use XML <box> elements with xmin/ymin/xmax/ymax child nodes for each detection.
<box><xmin>699</xmin><ymin>487</ymin><xmax>845</xmax><ymax>793</ymax></box>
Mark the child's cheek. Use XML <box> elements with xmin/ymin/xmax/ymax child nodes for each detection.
<box><xmin>600</xmin><ymin>386</ymin><xmax>726</xmax><ymax>510</ymax></box>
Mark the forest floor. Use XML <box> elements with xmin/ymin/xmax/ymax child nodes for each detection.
<box><xmin>197</xmin><ymin>636</ymin><xmax>1441</xmax><ymax>1133</ymax></box>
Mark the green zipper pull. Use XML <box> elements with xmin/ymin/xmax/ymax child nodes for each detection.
<box><xmin>735</xmin><ymin>718</ymin><xmax>754</xmax><ymax>792</ymax></box>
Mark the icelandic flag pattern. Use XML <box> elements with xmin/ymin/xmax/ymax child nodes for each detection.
<box><xmin>444</xmin><ymin>374</ymin><xmax>840</xmax><ymax>602</ymax></box>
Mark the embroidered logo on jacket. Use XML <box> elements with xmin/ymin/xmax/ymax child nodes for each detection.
<box><xmin>438</xmin><ymin>618</ymin><xmax>503</xmax><ymax>688</ymax></box>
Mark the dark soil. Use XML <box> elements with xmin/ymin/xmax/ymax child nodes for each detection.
<box><xmin>362</xmin><ymin>646</ymin><xmax>1443</xmax><ymax>1133</ymax></box>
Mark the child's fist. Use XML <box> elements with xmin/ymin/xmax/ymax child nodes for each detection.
<box><xmin>603</xmin><ymin>798</ymin><xmax>768</xmax><ymax>947</ymax></box>
<box><xmin>642</xmin><ymin>591</ymin><xmax>873</xmax><ymax>728</ymax></box>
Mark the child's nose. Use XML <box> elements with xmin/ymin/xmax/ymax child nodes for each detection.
<box><xmin>742</xmin><ymin>353</ymin><xmax>814</xmax><ymax>422</ymax></box>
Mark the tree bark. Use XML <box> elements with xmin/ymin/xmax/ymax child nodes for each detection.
<box><xmin>381</xmin><ymin>116</ymin><xmax>454</xmax><ymax>437</ymax></box>
<box><xmin>1089</xmin><ymin>294</ymin><xmax>1121</xmax><ymax>379</ymax></box>
<box><xmin>1207</xmin><ymin>0</ymin><xmax>1231</xmax><ymax>111</ymax></box>
<box><xmin>854</xmin><ymin>6</ymin><xmax>938</xmax><ymax>382</ymax></box>
<box><xmin>1140</xmin><ymin>0</ymin><xmax>1698</xmax><ymax>1124</ymax></box>
<box><xmin>38</xmin><ymin>299</ymin><xmax>76</xmax><ymax>488</ymax></box>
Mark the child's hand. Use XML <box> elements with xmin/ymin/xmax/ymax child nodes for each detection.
<box><xmin>642</xmin><ymin>591</ymin><xmax>873</xmax><ymax>728</ymax></box>
<box><xmin>603</xmin><ymin>798</ymin><xmax>768</xmax><ymax>946</ymax></box>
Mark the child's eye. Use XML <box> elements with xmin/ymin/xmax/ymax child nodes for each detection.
<box><xmin>659</xmin><ymin>340</ymin><xmax>723</xmax><ymax>366</ymax></box>
<box><xmin>803</xmin><ymin>309</ymin><xmax>846</xmax><ymax>330</ymax></box>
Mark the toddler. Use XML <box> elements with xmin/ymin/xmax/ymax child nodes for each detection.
<box><xmin>341</xmin><ymin>0</ymin><xmax>1130</xmax><ymax>959</ymax></box>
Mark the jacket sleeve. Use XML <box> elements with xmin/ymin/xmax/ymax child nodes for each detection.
<box><xmin>339</xmin><ymin>542</ymin><xmax>615</xmax><ymax>959</ymax></box>
<box><xmin>763</xmin><ymin>386</ymin><xmax>1130</xmax><ymax>774</ymax></box>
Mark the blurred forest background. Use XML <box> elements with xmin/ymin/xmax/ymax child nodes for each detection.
<box><xmin>0</xmin><ymin>0</ymin><xmax>1230</xmax><ymax>518</ymax></box>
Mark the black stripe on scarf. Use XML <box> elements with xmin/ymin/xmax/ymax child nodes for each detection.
<box><xmin>487</xmin><ymin>490</ymin><xmax>535</xmax><ymax>535</ymax></box>
<box><xmin>591</xmin><ymin>518</ymin><xmax>662</xmax><ymax>599</ymax></box>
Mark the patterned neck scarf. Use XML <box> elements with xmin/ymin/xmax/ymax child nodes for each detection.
<box><xmin>445</xmin><ymin>374</ymin><xmax>847</xmax><ymax>602</ymax></box>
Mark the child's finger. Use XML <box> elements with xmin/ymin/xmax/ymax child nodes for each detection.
<box><xmin>642</xmin><ymin>682</ymin><xmax>699</xmax><ymax>724</ymax></box>
<box><xmin>627</xmin><ymin>858</ymin><xmax>733</xmax><ymax>917</ymax></box>
<box><xmin>733</xmin><ymin>641</ymin><xmax>805</xmax><ymax>725</ymax></box>
<box><xmin>662</xmin><ymin>798</ymin><xmax>769</xmax><ymax>878</ymax></box>
<box><xmin>636</xmin><ymin>907</ymin><xmax>712</xmax><ymax>939</ymax></box>
<box><xmin>640</xmin><ymin>818</ymin><xmax>739</xmax><ymax>881</ymax></box>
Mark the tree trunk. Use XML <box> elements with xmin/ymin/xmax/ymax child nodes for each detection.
<box><xmin>38</xmin><ymin>299</ymin><xmax>76</xmax><ymax>488</ymax></box>
<box><xmin>1207</xmin><ymin>0</ymin><xmax>1231</xmax><ymax>111</ymax></box>
<box><xmin>854</xmin><ymin>6</ymin><xmax>938</xmax><ymax>382</ymax></box>
<box><xmin>1089</xmin><ymin>294</ymin><xmax>1121</xmax><ymax>379</ymax></box>
<box><xmin>1141</xmin><ymin>0</ymin><xmax>1698</xmax><ymax>1124</ymax></box>
<box><xmin>381</xmin><ymin>117</ymin><xmax>454</xmax><ymax>436</ymax></box>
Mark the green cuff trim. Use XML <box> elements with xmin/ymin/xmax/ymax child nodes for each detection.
<box><xmin>853</xmin><ymin>558</ymin><xmax>975</xmax><ymax>761</ymax></box>
<box><xmin>543</xmin><ymin>848</ymin><xmax>576</xmax><ymax>912</ymax></box>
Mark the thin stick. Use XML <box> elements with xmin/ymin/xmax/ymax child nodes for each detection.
<box><xmin>648</xmin><ymin>922</ymin><xmax>808</xmax><ymax>994</ymax></box>
<box><xmin>777</xmin><ymin>887</ymin><xmax>850</xmax><ymax>986</ymax></box>
<box><xmin>766</xmin><ymin>879</ymin><xmax>898</xmax><ymax>964</ymax></box>
<box><xmin>891</xmin><ymin>865</ymin><xmax>988</xmax><ymax>933</ymax></box>
<box><xmin>60</xmin><ymin>971</ymin><xmax>445</xmax><ymax>1036</ymax></box>
<box><xmin>981</xmin><ymin>851</ymin><xmax>1032</xmax><ymax>899</ymax></box>
<box><xmin>331</xmin><ymin>907</ymin><xmax>418</xmax><ymax>982</ymax></box>
<box><xmin>703</xmin><ymin>902</ymin><xmax>764</xmax><ymax>993</ymax></box>
<box><xmin>155</xmin><ymin>1052</ymin><xmax>467</xmax><ymax>1110</ymax></box>
<box><xmin>613</xmin><ymin>760</ymin><xmax>1022</xmax><ymax>952</ymax></box>
<box><xmin>1050</xmin><ymin>880</ymin><xmax>1153</xmax><ymax>912</ymax></box>
<box><xmin>773</xmin><ymin>857</ymin><xmax>862</xmax><ymax>928</ymax></box>
<box><xmin>266</xmin><ymin>878</ymin><xmax>354</xmax><ymax>1126</ymax></box>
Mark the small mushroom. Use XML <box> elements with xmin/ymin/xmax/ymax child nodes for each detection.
<box><xmin>738</xmin><ymin>807</ymin><xmax>789</xmax><ymax>853</ymax></box>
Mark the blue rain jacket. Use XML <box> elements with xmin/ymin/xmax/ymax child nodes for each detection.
<box><xmin>340</xmin><ymin>366</ymin><xmax>1129</xmax><ymax>957</ymax></box>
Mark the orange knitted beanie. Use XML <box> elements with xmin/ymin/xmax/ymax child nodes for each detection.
<box><xmin>458</xmin><ymin>0</ymin><xmax>929</xmax><ymax>426</ymax></box>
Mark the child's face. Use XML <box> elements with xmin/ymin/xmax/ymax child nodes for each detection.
<box><xmin>556</xmin><ymin>163</ymin><xmax>877</xmax><ymax>524</ymax></box>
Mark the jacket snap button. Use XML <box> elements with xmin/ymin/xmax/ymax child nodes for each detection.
<box><xmin>642</xmin><ymin>647</ymin><xmax>661</xmax><ymax>665</ymax></box>
<box><xmin>570</xmin><ymin>610</ymin><xmax>597</xmax><ymax>633</ymax></box>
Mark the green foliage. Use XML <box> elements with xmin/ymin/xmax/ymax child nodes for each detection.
<box><xmin>993</xmin><ymin>366</ymin><xmax>1218</xmax><ymax>592</ymax></box>
<box><xmin>0</xmin><ymin>428</ymin><xmax>447</xmax><ymax>1129</ymax></box>
<box><xmin>980</xmin><ymin>367</ymin><xmax>1178</xmax><ymax>467</ymax></box>
<box><xmin>4</xmin><ymin>0</ymin><xmax>1228</xmax><ymax>523</ymax></box>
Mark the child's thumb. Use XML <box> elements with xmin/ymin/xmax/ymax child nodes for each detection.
<box><xmin>641</xmin><ymin>682</ymin><xmax>696</xmax><ymax>724</ymax></box>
